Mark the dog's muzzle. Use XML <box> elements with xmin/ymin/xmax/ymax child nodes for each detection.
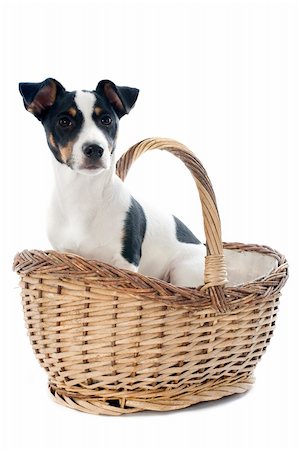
<box><xmin>79</xmin><ymin>143</ymin><xmax>108</xmax><ymax>172</ymax></box>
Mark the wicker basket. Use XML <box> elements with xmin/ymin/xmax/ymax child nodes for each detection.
<box><xmin>13</xmin><ymin>138</ymin><xmax>288</xmax><ymax>416</ymax></box>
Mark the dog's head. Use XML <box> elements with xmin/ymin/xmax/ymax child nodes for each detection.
<box><xmin>19</xmin><ymin>78</ymin><xmax>139</xmax><ymax>175</ymax></box>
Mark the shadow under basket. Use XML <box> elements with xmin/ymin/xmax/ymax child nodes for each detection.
<box><xmin>13</xmin><ymin>138</ymin><xmax>288</xmax><ymax>416</ymax></box>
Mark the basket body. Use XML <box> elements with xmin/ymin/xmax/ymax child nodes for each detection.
<box><xmin>14</xmin><ymin>243</ymin><xmax>287</xmax><ymax>415</ymax></box>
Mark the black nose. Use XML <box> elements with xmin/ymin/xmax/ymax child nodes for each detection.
<box><xmin>83</xmin><ymin>144</ymin><xmax>104</xmax><ymax>159</ymax></box>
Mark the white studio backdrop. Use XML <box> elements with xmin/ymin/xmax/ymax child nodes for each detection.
<box><xmin>0</xmin><ymin>1</ymin><xmax>298</xmax><ymax>450</ymax></box>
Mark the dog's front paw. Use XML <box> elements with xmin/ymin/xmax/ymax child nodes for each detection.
<box><xmin>112</xmin><ymin>256</ymin><xmax>138</xmax><ymax>273</ymax></box>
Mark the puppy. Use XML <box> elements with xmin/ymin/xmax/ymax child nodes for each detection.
<box><xmin>19</xmin><ymin>78</ymin><xmax>206</xmax><ymax>286</ymax></box>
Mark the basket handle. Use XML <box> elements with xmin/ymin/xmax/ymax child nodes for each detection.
<box><xmin>116</xmin><ymin>138</ymin><xmax>229</xmax><ymax>313</ymax></box>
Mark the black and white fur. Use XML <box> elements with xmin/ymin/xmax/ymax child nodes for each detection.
<box><xmin>19</xmin><ymin>78</ymin><xmax>207</xmax><ymax>286</ymax></box>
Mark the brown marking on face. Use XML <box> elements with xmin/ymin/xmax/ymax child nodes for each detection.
<box><xmin>94</xmin><ymin>106</ymin><xmax>103</xmax><ymax>116</ymax></box>
<box><xmin>59</xmin><ymin>143</ymin><xmax>73</xmax><ymax>163</ymax></box>
<box><xmin>48</xmin><ymin>132</ymin><xmax>57</xmax><ymax>149</ymax></box>
<box><xmin>68</xmin><ymin>107</ymin><xmax>77</xmax><ymax>117</ymax></box>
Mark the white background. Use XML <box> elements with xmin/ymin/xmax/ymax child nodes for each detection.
<box><xmin>0</xmin><ymin>0</ymin><xmax>298</xmax><ymax>449</ymax></box>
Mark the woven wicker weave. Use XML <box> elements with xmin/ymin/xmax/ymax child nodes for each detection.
<box><xmin>13</xmin><ymin>138</ymin><xmax>288</xmax><ymax>415</ymax></box>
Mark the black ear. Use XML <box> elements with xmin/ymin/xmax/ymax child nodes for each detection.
<box><xmin>19</xmin><ymin>78</ymin><xmax>65</xmax><ymax>120</ymax></box>
<box><xmin>96</xmin><ymin>80</ymin><xmax>139</xmax><ymax>118</ymax></box>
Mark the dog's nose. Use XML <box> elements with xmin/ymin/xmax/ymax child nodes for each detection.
<box><xmin>83</xmin><ymin>144</ymin><xmax>104</xmax><ymax>159</ymax></box>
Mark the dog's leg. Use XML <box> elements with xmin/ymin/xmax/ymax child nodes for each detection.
<box><xmin>169</xmin><ymin>245</ymin><xmax>205</xmax><ymax>288</ymax></box>
<box><xmin>112</xmin><ymin>255</ymin><xmax>139</xmax><ymax>273</ymax></box>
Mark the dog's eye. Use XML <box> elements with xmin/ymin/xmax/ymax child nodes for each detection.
<box><xmin>100</xmin><ymin>115</ymin><xmax>112</xmax><ymax>126</ymax></box>
<box><xmin>58</xmin><ymin>117</ymin><xmax>72</xmax><ymax>128</ymax></box>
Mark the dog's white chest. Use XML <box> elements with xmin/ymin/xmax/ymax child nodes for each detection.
<box><xmin>48</xmin><ymin>198</ymin><xmax>126</xmax><ymax>263</ymax></box>
<box><xmin>47</xmin><ymin>160</ymin><xmax>130</xmax><ymax>262</ymax></box>
<box><xmin>49</xmin><ymin>212</ymin><xmax>119</xmax><ymax>261</ymax></box>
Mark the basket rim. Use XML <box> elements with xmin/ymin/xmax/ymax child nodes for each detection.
<box><xmin>13</xmin><ymin>242</ymin><xmax>288</xmax><ymax>313</ymax></box>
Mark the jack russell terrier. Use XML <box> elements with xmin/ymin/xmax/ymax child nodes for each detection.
<box><xmin>19</xmin><ymin>78</ymin><xmax>210</xmax><ymax>287</ymax></box>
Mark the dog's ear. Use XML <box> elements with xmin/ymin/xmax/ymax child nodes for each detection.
<box><xmin>96</xmin><ymin>80</ymin><xmax>139</xmax><ymax>118</ymax></box>
<box><xmin>19</xmin><ymin>78</ymin><xmax>65</xmax><ymax>120</ymax></box>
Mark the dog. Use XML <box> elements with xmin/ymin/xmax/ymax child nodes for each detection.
<box><xmin>19</xmin><ymin>77</ymin><xmax>208</xmax><ymax>287</ymax></box>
